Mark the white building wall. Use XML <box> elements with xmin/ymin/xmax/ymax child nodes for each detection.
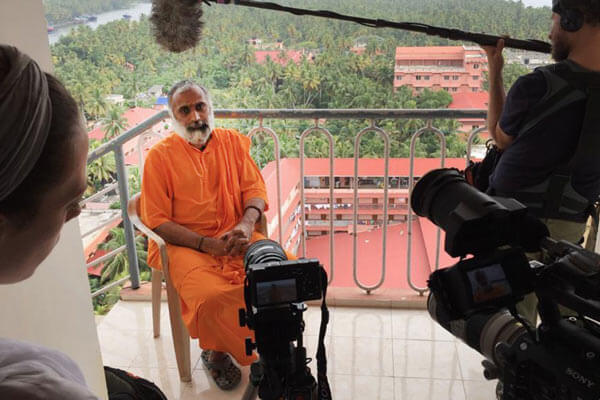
<box><xmin>0</xmin><ymin>1</ymin><xmax>108</xmax><ymax>398</ymax></box>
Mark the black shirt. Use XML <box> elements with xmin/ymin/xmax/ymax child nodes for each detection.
<box><xmin>489</xmin><ymin>64</ymin><xmax>600</xmax><ymax>201</ymax></box>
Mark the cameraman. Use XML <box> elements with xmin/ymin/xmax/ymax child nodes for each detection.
<box><xmin>483</xmin><ymin>0</ymin><xmax>600</xmax><ymax>323</ymax></box>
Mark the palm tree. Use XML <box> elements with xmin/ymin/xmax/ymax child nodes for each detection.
<box><xmin>87</xmin><ymin>88</ymin><xmax>108</xmax><ymax>121</ymax></box>
<box><xmin>100</xmin><ymin>106</ymin><xmax>127</xmax><ymax>141</ymax></box>
<box><xmin>87</xmin><ymin>139</ymin><xmax>116</xmax><ymax>194</ymax></box>
<box><xmin>98</xmin><ymin>227</ymin><xmax>150</xmax><ymax>285</ymax></box>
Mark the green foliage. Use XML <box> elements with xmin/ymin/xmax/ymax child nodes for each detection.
<box><xmin>51</xmin><ymin>0</ymin><xmax>550</xmax><ymax>162</ymax></box>
<box><xmin>101</xmin><ymin>105</ymin><xmax>128</xmax><ymax>140</ymax></box>
<box><xmin>86</xmin><ymin>139</ymin><xmax>116</xmax><ymax>195</ymax></box>
<box><xmin>44</xmin><ymin>0</ymin><xmax>137</xmax><ymax>25</ymax></box>
<box><xmin>482</xmin><ymin>62</ymin><xmax>531</xmax><ymax>92</ymax></box>
<box><xmin>98</xmin><ymin>227</ymin><xmax>150</xmax><ymax>284</ymax></box>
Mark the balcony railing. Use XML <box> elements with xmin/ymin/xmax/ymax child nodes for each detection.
<box><xmin>84</xmin><ymin>108</ymin><xmax>489</xmax><ymax>297</ymax></box>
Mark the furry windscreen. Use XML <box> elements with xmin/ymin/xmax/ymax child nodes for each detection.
<box><xmin>150</xmin><ymin>0</ymin><xmax>204</xmax><ymax>53</ymax></box>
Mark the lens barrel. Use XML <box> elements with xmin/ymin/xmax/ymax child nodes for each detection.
<box><xmin>244</xmin><ymin>239</ymin><xmax>288</xmax><ymax>268</ymax></box>
<box><xmin>428</xmin><ymin>293</ymin><xmax>526</xmax><ymax>366</ymax></box>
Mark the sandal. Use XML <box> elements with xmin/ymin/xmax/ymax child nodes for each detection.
<box><xmin>201</xmin><ymin>350</ymin><xmax>242</xmax><ymax>390</ymax></box>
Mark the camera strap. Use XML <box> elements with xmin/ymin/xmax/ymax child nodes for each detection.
<box><xmin>316</xmin><ymin>268</ymin><xmax>332</xmax><ymax>400</ymax></box>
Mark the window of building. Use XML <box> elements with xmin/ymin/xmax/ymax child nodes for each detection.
<box><xmin>444</xmin><ymin>76</ymin><xmax>450</xmax><ymax>80</ymax></box>
<box><xmin>358</xmin><ymin>177</ymin><xmax>384</xmax><ymax>189</ymax></box>
<box><xmin>334</xmin><ymin>177</ymin><xmax>353</xmax><ymax>189</ymax></box>
<box><xmin>452</xmin><ymin>88</ymin><xmax>458</xmax><ymax>92</ymax></box>
<box><xmin>472</xmin><ymin>76</ymin><xmax>479</xmax><ymax>80</ymax></box>
<box><xmin>472</xmin><ymin>88</ymin><xmax>478</xmax><ymax>92</ymax></box>
<box><xmin>304</xmin><ymin>176</ymin><xmax>320</xmax><ymax>188</ymax></box>
<box><xmin>416</xmin><ymin>75</ymin><xmax>422</xmax><ymax>80</ymax></box>
<box><xmin>396</xmin><ymin>75</ymin><xmax>402</xmax><ymax>81</ymax></box>
<box><xmin>452</xmin><ymin>75</ymin><xmax>459</xmax><ymax>80</ymax></box>
<box><xmin>424</xmin><ymin>75</ymin><xmax>430</xmax><ymax>80</ymax></box>
<box><xmin>473</xmin><ymin>63</ymin><xmax>480</xmax><ymax>69</ymax></box>
<box><xmin>473</xmin><ymin>125</ymin><xmax>480</xmax><ymax>129</ymax></box>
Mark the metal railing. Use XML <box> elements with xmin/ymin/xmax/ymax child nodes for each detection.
<box><xmin>83</xmin><ymin>108</ymin><xmax>488</xmax><ymax>297</ymax></box>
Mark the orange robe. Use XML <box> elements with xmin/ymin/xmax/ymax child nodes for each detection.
<box><xmin>140</xmin><ymin>129</ymin><xmax>270</xmax><ymax>366</ymax></box>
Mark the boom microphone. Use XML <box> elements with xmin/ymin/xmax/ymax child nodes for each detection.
<box><xmin>150</xmin><ymin>0</ymin><xmax>206</xmax><ymax>53</ymax></box>
<box><xmin>150</xmin><ymin>0</ymin><xmax>552</xmax><ymax>54</ymax></box>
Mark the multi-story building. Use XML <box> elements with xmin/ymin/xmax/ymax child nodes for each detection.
<box><xmin>261</xmin><ymin>157</ymin><xmax>466</xmax><ymax>288</ymax></box>
<box><xmin>394</xmin><ymin>46</ymin><xmax>488</xmax><ymax>94</ymax></box>
<box><xmin>448</xmin><ymin>91</ymin><xmax>489</xmax><ymax>134</ymax></box>
<box><xmin>262</xmin><ymin>157</ymin><xmax>466</xmax><ymax>251</ymax></box>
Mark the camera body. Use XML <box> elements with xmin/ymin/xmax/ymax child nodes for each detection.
<box><xmin>246</xmin><ymin>258</ymin><xmax>323</xmax><ymax>311</ymax></box>
<box><xmin>412</xmin><ymin>168</ymin><xmax>600</xmax><ymax>400</ymax></box>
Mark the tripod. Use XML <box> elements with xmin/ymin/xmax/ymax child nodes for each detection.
<box><xmin>240</xmin><ymin>344</ymin><xmax>317</xmax><ymax>400</ymax></box>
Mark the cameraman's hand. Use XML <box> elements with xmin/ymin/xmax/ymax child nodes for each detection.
<box><xmin>483</xmin><ymin>38</ymin><xmax>505</xmax><ymax>77</ymax></box>
<box><xmin>221</xmin><ymin>221</ymin><xmax>254</xmax><ymax>257</ymax></box>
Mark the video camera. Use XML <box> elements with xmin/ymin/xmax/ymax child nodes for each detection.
<box><xmin>411</xmin><ymin>168</ymin><xmax>600</xmax><ymax>400</ymax></box>
<box><xmin>238</xmin><ymin>240</ymin><xmax>332</xmax><ymax>400</ymax></box>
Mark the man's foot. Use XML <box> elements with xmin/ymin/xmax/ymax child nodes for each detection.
<box><xmin>201</xmin><ymin>350</ymin><xmax>241</xmax><ymax>390</ymax></box>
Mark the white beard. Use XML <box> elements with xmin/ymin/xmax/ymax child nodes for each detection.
<box><xmin>171</xmin><ymin>110</ymin><xmax>215</xmax><ymax>148</ymax></box>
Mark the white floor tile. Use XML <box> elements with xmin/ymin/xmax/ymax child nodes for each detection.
<box><xmin>99</xmin><ymin>300</ymin><xmax>164</xmax><ymax>332</ymax></box>
<box><xmin>97</xmin><ymin>303</ymin><xmax>481</xmax><ymax>399</ymax></box>
<box><xmin>392</xmin><ymin>309</ymin><xmax>455</xmax><ymax>341</ymax></box>
<box><xmin>393</xmin><ymin>339</ymin><xmax>461</xmax><ymax>379</ymax></box>
<box><xmin>331</xmin><ymin>307</ymin><xmax>393</xmax><ymax>338</ymax></box>
<box><xmin>183</xmin><ymin>366</ymin><xmax>252</xmax><ymax>399</ymax></box>
<box><xmin>130</xmin><ymin>334</ymin><xmax>202</xmax><ymax>370</ymax></box>
<box><xmin>128</xmin><ymin>367</ymin><xmax>191</xmax><ymax>400</ymax></box>
<box><xmin>332</xmin><ymin>374</ymin><xmax>395</xmax><ymax>400</ymax></box>
<box><xmin>329</xmin><ymin>336</ymin><xmax>394</xmax><ymax>377</ymax></box>
<box><xmin>395</xmin><ymin>378</ymin><xmax>466</xmax><ymax>400</ymax></box>
<box><xmin>456</xmin><ymin>341</ymin><xmax>489</xmax><ymax>381</ymax></box>
<box><xmin>463</xmin><ymin>379</ymin><xmax>498</xmax><ymax>400</ymax></box>
<box><xmin>98</xmin><ymin>326</ymin><xmax>153</xmax><ymax>368</ymax></box>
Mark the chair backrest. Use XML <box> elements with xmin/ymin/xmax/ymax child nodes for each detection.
<box><xmin>127</xmin><ymin>193</ymin><xmax>142</xmax><ymax>221</ymax></box>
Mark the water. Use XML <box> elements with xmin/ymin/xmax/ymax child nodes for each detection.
<box><xmin>48</xmin><ymin>2</ymin><xmax>152</xmax><ymax>45</ymax></box>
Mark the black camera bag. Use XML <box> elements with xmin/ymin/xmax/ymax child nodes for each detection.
<box><xmin>104</xmin><ymin>366</ymin><xmax>168</xmax><ymax>400</ymax></box>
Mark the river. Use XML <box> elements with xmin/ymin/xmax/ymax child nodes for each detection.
<box><xmin>48</xmin><ymin>2</ymin><xmax>152</xmax><ymax>45</ymax></box>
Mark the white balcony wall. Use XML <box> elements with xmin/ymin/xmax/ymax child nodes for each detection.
<box><xmin>0</xmin><ymin>1</ymin><xmax>107</xmax><ymax>399</ymax></box>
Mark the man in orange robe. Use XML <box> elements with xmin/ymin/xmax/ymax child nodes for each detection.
<box><xmin>140</xmin><ymin>81</ymin><xmax>272</xmax><ymax>390</ymax></box>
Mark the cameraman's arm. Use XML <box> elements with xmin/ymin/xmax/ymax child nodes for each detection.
<box><xmin>484</xmin><ymin>39</ymin><xmax>514</xmax><ymax>151</ymax></box>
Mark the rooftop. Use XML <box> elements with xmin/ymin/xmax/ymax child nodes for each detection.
<box><xmin>449</xmin><ymin>92</ymin><xmax>490</xmax><ymax>109</ymax></box>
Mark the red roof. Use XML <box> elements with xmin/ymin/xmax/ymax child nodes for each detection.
<box><xmin>395</xmin><ymin>46</ymin><xmax>465</xmax><ymax>60</ymax></box>
<box><xmin>260</xmin><ymin>157</ymin><xmax>467</xmax><ymax>224</ymax></box>
<box><xmin>254</xmin><ymin>50</ymin><xmax>306</xmax><ymax>66</ymax></box>
<box><xmin>449</xmin><ymin>92</ymin><xmax>489</xmax><ymax>109</ymax></box>
<box><xmin>305</xmin><ymin>218</ymin><xmax>458</xmax><ymax>289</ymax></box>
<box><xmin>88</xmin><ymin>107</ymin><xmax>163</xmax><ymax>166</ymax></box>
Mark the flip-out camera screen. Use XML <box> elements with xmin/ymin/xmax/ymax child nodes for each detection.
<box><xmin>467</xmin><ymin>264</ymin><xmax>512</xmax><ymax>303</ymax></box>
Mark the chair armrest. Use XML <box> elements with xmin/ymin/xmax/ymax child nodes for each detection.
<box><xmin>127</xmin><ymin>193</ymin><xmax>170</xmax><ymax>278</ymax></box>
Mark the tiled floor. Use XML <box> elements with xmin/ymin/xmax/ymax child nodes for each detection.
<box><xmin>96</xmin><ymin>301</ymin><xmax>497</xmax><ymax>400</ymax></box>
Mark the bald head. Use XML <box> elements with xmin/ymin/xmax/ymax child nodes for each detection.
<box><xmin>168</xmin><ymin>81</ymin><xmax>215</xmax><ymax>149</ymax></box>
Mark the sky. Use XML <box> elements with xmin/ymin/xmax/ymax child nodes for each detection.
<box><xmin>521</xmin><ymin>0</ymin><xmax>551</xmax><ymax>7</ymax></box>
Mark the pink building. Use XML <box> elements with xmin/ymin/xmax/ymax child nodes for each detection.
<box><xmin>254</xmin><ymin>49</ymin><xmax>314</xmax><ymax>66</ymax></box>
<box><xmin>394</xmin><ymin>46</ymin><xmax>488</xmax><ymax>94</ymax></box>
<box><xmin>449</xmin><ymin>91</ymin><xmax>490</xmax><ymax>134</ymax></box>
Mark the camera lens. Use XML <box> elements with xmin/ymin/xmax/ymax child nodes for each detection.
<box><xmin>411</xmin><ymin>168</ymin><xmax>520</xmax><ymax>256</ymax></box>
<box><xmin>428</xmin><ymin>293</ymin><xmax>526</xmax><ymax>366</ymax></box>
<box><xmin>244</xmin><ymin>239</ymin><xmax>288</xmax><ymax>268</ymax></box>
